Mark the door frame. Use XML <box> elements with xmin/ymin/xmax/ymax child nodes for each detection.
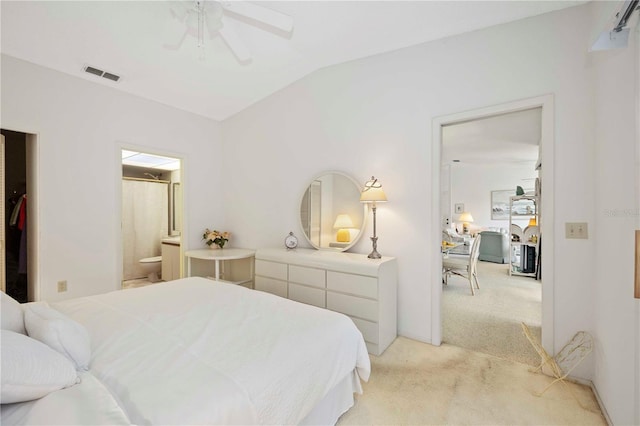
<box><xmin>634</xmin><ymin>27</ymin><xmax>640</xmax><ymax>426</ymax></box>
<box><xmin>116</xmin><ymin>143</ymin><xmax>186</xmax><ymax>286</ymax></box>
<box><xmin>1</xmin><ymin>134</ymin><xmax>5</xmax><ymax>293</ymax></box>
<box><xmin>430</xmin><ymin>94</ymin><xmax>555</xmax><ymax>355</ymax></box>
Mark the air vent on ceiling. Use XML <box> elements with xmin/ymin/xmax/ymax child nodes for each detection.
<box><xmin>83</xmin><ymin>65</ymin><xmax>121</xmax><ymax>82</ymax></box>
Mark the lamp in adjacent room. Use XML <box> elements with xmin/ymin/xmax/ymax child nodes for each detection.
<box><xmin>458</xmin><ymin>211</ymin><xmax>474</xmax><ymax>235</ymax></box>
<box><xmin>528</xmin><ymin>217</ymin><xmax>537</xmax><ymax>227</ymax></box>
<box><xmin>333</xmin><ymin>214</ymin><xmax>354</xmax><ymax>243</ymax></box>
<box><xmin>360</xmin><ymin>176</ymin><xmax>387</xmax><ymax>259</ymax></box>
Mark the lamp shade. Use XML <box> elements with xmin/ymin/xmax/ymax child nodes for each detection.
<box><xmin>458</xmin><ymin>212</ymin><xmax>474</xmax><ymax>223</ymax></box>
<box><xmin>333</xmin><ymin>214</ymin><xmax>354</xmax><ymax>229</ymax></box>
<box><xmin>528</xmin><ymin>217</ymin><xmax>537</xmax><ymax>227</ymax></box>
<box><xmin>360</xmin><ymin>177</ymin><xmax>388</xmax><ymax>203</ymax></box>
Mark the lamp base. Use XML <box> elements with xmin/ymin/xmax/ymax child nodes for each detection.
<box><xmin>336</xmin><ymin>229</ymin><xmax>351</xmax><ymax>243</ymax></box>
<box><xmin>367</xmin><ymin>236</ymin><xmax>382</xmax><ymax>259</ymax></box>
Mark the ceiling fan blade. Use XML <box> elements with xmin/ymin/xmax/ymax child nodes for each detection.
<box><xmin>168</xmin><ymin>1</ymin><xmax>190</xmax><ymax>22</ymax></box>
<box><xmin>163</xmin><ymin>31</ymin><xmax>189</xmax><ymax>51</ymax></box>
<box><xmin>219</xmin><ymin>26</ymin><xmax>252</xmax><ymax>63</ymax></box>
<box><xmin>204</xmin><ymin>3</ymin><xmax>224</xmax><ymax>38</ymax></box>
<box><xmin>222</xmin><ymin>1</ymin><xmax>293</xmax><ymax>33</ymax></box>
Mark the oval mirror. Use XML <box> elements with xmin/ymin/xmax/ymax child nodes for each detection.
<box><xmin>299</xmin><ymin>171</ymin><xmax>366</xmax><ymax>251</ymax></box>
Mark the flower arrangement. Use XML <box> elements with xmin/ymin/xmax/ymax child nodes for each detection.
<box><xmin>202</xmin><ymin>229</ymin><xmax>230</xmax><ymax>249</ymax></box>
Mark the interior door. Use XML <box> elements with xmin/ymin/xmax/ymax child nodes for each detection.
<box><xmin>1</xmin><ymin>134</ymin><xmax>5</xmax><ymax>293</ymax></box>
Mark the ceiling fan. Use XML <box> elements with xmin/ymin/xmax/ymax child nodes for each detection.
<box><xmin>165</xmin><ymin>1</ymin><xmax>294</xmax><ymax>64</ymax></box>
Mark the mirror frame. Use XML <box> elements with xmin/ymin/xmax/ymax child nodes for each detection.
<box><xmin>298</xmin><ymin>171</ymin><xmax>366</xmax><ymax>252</ymax></box>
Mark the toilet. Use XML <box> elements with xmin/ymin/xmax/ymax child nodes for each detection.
<box><xmin>139</xmin><ymin>256</ymin><xmax>162</xmax><ymax>282</ymax></box>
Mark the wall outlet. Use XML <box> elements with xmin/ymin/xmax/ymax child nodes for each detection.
<box><xmin>565</xmin><ymin>222</ymin><xmax>588</xmax><ymax>239</ymax></box>
<box><xmin>57</xmin><ymin>280</ymin><xmax>67</xmax><ymax>292</ymax></box>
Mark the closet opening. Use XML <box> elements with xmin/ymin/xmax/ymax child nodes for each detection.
<box><xmin>1</xmin><ymin>129</ymin><xmax>38</xmax><ymax>302</ymax></box>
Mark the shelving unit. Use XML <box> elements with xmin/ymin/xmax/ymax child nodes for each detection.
<box><xmin>509</xmin><ymin>195</ymin><xmax>539</xmax><ymax>277</ymax></box>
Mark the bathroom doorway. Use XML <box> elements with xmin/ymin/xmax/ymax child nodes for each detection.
<box><xmin>121</xmin><ymin>149</ymin><xmax>182</xmax><ymax>289</ymax></box>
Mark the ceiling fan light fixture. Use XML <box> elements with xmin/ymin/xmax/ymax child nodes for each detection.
<box><xmin>166</xmin><ymin>0</ymin><xmax>293</xmax><ymax>64</ymax></box>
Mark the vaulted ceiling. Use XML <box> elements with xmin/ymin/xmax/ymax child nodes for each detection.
<box><xmin>1</xmin><ymin>1</ymin><xmax>584</xmax><ymax>121</ymax></box>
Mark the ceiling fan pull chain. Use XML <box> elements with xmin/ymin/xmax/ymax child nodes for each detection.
<box><xmin>197</xmin><ymin>1</ymin><xmax>205</xmax><ymax>60</ymax></box>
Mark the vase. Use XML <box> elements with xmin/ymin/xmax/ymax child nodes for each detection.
<box><xmin>208</xmin><ymin>244</ymin><xmax>219</xmax><ymax>250</ymax></box>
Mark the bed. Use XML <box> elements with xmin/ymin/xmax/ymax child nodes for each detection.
<box><xmin>1</xmin><ymin>277</ymin><xmax>371</xmax><ymax>425</ymax></box>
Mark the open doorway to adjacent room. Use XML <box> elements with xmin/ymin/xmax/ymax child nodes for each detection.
<box><xmin>440</xmin><ymin>108</ymin><xmax>542</xmax><ymax>365</ymax></box>
<box><xmin>432</xmin><ymin>95</ymin><xmax>555</xmax><ymax>367</ymax></box>
<box><xmin>120</xmin><ymin>149</ymin><xmax>183</xmax><ymax>289</ymax></box>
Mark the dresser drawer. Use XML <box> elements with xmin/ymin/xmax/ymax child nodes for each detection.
<box><xmin>288</xmin><ymin>283</ymin><xmax>326</xmax><ymax>308</ymax></box>
<box><xmin>350</xmin><ymin>317</ymin><xmax>379</xmax><ymax>344</ymax></box>
<box><xmin>255</xmin><ymin>276</ymin><xmax>287</xmax><ymax>298</ymax></box>
<box><xmin>255</xmin><ymin>260</ymin><xmax>287</xmax><ymax>281</ymax></box>
<box><xmin>327</xmin><ymin>271</ymin><xmax>377</xmax><ymax>299</ymax></box>
<box><xmin>327</xmin><ymin>292</ymin><xmax>378</xmax><ymax>322</ymax></box>
<box><xmin>289</xmin><ymin>265</ymin><xmax>325</xmax><ymax>288</ymax></box>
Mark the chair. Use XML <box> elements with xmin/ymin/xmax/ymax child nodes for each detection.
<box><xmin>478</xmin><ymin>230</ymin><xmax>509</xmax><ymax>263</ymax></box>
<box><xmin>442</xmin><ymin>228</ymin><xmax>465</xmax><ymax>243</ymax></box>
<box><xmin>443</xmin><ymin>234</ymin><xmax>482</xmax><ymax>295</ymax></box>
<box><xmin>521</xmin><ymin>322</ymin><xmax>594</xmax><ymax>407</ymax></box>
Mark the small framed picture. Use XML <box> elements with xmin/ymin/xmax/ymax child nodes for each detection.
<box><xmin>454</xmin><ymin>203</ymin><xmax>464</xmax><ymax>214</ymax></box>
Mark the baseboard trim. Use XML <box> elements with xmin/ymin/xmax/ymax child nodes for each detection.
<box><xmin>398</xmin><ymin>332</ymin><xmax>433</xmax><ymax>346</ymax></box>
<box><xmin>587</xmin><ymin>381</ymin><xmax>612</xmax><ymax>426</ymax></box>
<box><xmin>566</xmin><ymin>376</ymin><xmax>612</xmax><ymax>426</ymax></box>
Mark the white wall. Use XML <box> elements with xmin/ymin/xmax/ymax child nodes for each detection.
<box><xmin>223</xmin><ymin>8</ymin><xmax>640</xmax><ymax>418</ymax></box>
<box><xmin>222</xmin><ymin>4</ymin><xmax>597</xmax><ymax>361</ymax></box>
<box><xmin>449</xmin><ymin>162</ymin><xmax>537</xmax><ymax>232</ymax></box>
<box><xmin>592</xmin><ymin>4</ymin><xmax>639</xmax><ymax>424</ymax></box>
<box><xmin>1</xmin><ymin>55</ymin><xmax>223</xmax><ymax>302</ymax></box>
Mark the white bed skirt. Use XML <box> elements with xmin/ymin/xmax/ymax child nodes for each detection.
<box><xmin>300</xmin><ymin>370</ymin><xmax>363</xmax><ymax>425</ymax></box>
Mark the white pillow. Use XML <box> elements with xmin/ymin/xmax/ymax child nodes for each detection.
<box><xmin>1</xmin><ymin>329</ymin><xmax>79</xmax><ymax>404</ymax></box>
<box><xmin>1</xmin><ymin>291</ymin><xmax>26</xmax><ymax>334</ymax></box>
<box><xmin>24</xmin><ymin>303</ymin><xmax>91</xmax><ymax>371</ymax></box>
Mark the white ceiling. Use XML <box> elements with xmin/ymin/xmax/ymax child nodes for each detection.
<box><xmin>1</xmin><ymin>1</ymin><xmax>585</xmax><ymax>121</ymax></box>
<box><xmin>442</xmin><ymin>108</ymin><xmax>542</xmax><ymax>166</ymax></box>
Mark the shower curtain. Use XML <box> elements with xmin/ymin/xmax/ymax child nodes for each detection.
<box><xmin>122</xmin><ymin>179</ymin><xmax>169</xmax><ymax>281</ymax></box>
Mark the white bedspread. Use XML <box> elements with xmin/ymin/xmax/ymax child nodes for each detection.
<box><xmin>50</xmin><ymin>277</ymin><xmax>370</xmax><ymax>425</ymax></box>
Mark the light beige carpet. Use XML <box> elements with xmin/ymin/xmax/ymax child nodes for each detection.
<box><xmin>338</xmin><ymin>337</ymin><xmax>606</xmax><ymax>425</ymax></box>
<box><xmin>442</xmin><ymin>260</ymin><xmax>542</xmax><ymax>366</ymax></box>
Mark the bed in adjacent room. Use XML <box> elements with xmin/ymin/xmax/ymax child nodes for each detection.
<box><xmin>1</xmin><ymin>277</ymin><xmax>371</xmax><ymax>425</ymax></box>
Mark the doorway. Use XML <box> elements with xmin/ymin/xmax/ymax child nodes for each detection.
<box><xmin>431</xmin><ymin>95</ymin><xmax>555</xmax><ymax>358</ymax></box>
<box><xmin>120</xmin><ymin>149</ymin><xmax>183</xmax><ymax>289</ymax></box>
<box><xmin>440</xmin><ymin>108</ymin><xmax>542</xmax><ymax>365</ymax></box>
<box><xmin>1</xmin><ymin>129</ymin><xmax>38</xmax><ymax>302</ymax></box>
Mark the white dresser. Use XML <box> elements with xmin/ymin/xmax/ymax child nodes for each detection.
<box><xmin>254</xmin><ymin>248</ymin><xmax>397</xmax><ymax>356</ymax></box>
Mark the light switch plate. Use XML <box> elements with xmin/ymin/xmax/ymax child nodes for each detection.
<box><xmin>565</xmin><ymin>222</ymin><xmax>588</xmax><ymax>239</ymax></box>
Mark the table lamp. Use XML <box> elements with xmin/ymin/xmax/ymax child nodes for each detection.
<box><xmin>458</xmin><ymin>212</ymin><xmax>474</xmax><ymax>234</ymax></box>
<box><xmin>528</xmin><ymin>217</ymin><xmax>537</xmax><ymax>227</ymax></box>
<box><xmin>360</xmin><ymin>176</ymin><xmax>387</xmax><ymax>259</ymax></box>
<box><xmin>333</xmin><ymin>214</ymin><xmax>354</xmax><ymax>243</ymax></box>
